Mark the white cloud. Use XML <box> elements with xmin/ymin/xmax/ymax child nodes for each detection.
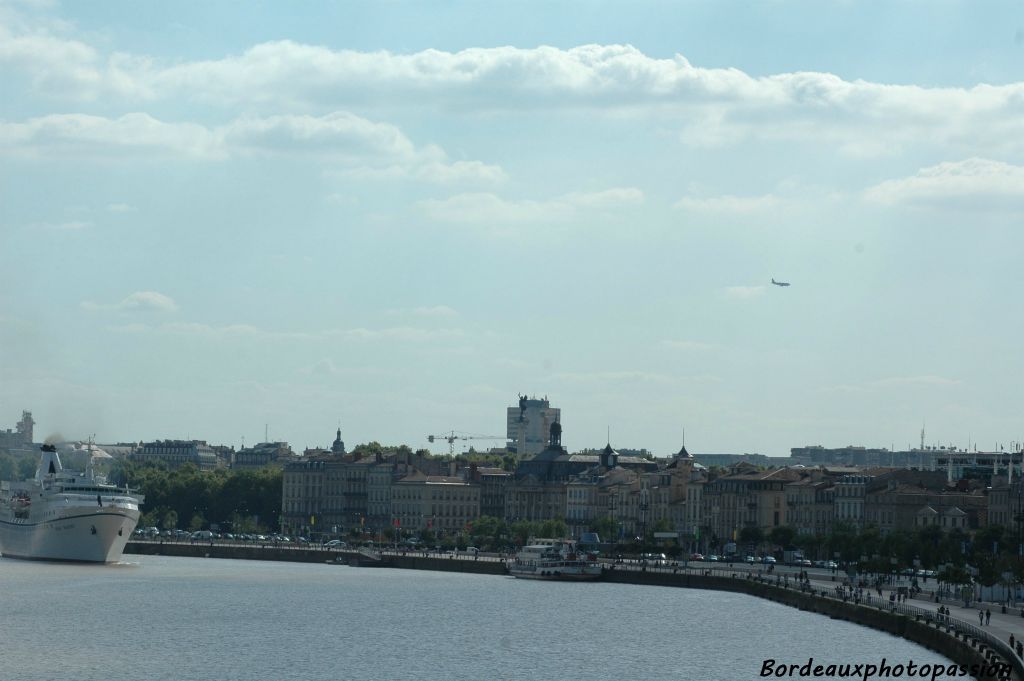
<box><xmin>553</xmin><ymin>370</ymin><xmax>672</xmax><ymax>384</ymax></box>
<box><xmin>822</xmin><ymin>375</ymin><xmax>961</xmax><ymax>394</ymax></box>
<box><xmin>417</xmin><ymin>187</ymin><xmax>643</xmax><ymax>225</ymax></box>
<box><xmin>32</xmin><ymin>219</ymin><xmax>91</xmax><ymax>230</ymax></box>
<box><xmin>0</xmin><ymin>112</ymin><xmax>502</xmax><ymax>182</ymax></box>
<box><xmin>224</xmin><ymin>112</ymin><xmax>416</xmax><ymax>159</ymax></box>
<box><xmin>106</xmin><ymin>202</ymin><xmax>135</xmax><ymax>213</ymax></box>
<box><xmin>661</xmin><ymin>339</ymin><xmax>715</xmax><ymax>351</ymax></box>
<box><xmin>110</xmin><ymin>321</ymin><xmax>463</xmax><ymax>343</ymax></box>
<box><xmin>304</xmin><ymin>359</ymin><xmax>338</xmax><ymax>376</ymax></box>
<box><xmin>82</xmin><ymin>290</ymin><xmax>178</xmax><ymax>313</ymax></box>
<box><xmin>864</xmin><ymin>158</ymin><xmax>1024</xmax><ymax>210</ymax></box>
<box><xmin>332</xmin><ymin>327</ymin><xmax>464</xmax><ymax>342</ymax></box>
<box><xmin>723</xmin><ymin>286</ymin><xmax>765</xmax><ymax>300</ymax></box>
<box><xmin>118</xmin><ymin>291</ymin><xmax>179</xmax><ymax>313</ymax></box>
<box><xmin>0</xmin><ymin>113</ymin><xmax>222</xmax><ymax>159</ymax></box>
<box><xmin>674</xmin><ymin>193</ymin><xmax>782</xmax><ymax>215</ymax></box>
<box><xmin>413</xmin><ymin>305</ymin><xmax>459</xmax><ymax>318</ymax></box>
<box><xmin>7</xmin><ymin>35</ymin><xmax>1024</xmax><ymax>154</ymax></box>
<box><xmin>871</xmin><ymin>375</ymin><xmax>961</xmax><ymax>388</ymax></box>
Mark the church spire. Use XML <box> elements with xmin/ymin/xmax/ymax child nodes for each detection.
<box><xmin>331</xmin><ymin>425</ymin><xmax>345</xmax><ymax>455</ymax></box>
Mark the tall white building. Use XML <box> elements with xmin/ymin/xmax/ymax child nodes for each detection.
<box><xmin>506</xmin><ymin>395</ymin><xmax>560</xmax><ymax>457</ymax></box>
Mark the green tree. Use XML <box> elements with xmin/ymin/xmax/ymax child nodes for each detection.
<box><xmin>769</xmin><ymin>526</ymin><xmax>796</xmax><ymax>548</ymax></box>
<box><xmin>591</xmin><ymin>517</ymin><xmax>618</xmax><ymax>544</ymax></box>
<box><xmin>538</xmin><ymin>518</ymin><xmax>567</xmax><ymax>539</ymax></box>
<box><xmin>189</xmin><ymin>512</ymin><xmax>206</xmax><ymax>532</ymax></box>
<box><xmin>16</xmin><ymin>456</ymin><xmax>36</xmax><ymax>480</ymax></box>
<box><xmin>739</xmin><ymin>526</ymin><xmax>763</xmax><ymax>546</ymax></box>
<box><xmin>652</xmin><ymin>518</ymin><xmax>674</xmax><ymax>533</ymax></box>
<box><xmin>0</xmin><ymin>453</ymin><xmax>16</xmax><ymax>480</ymax></box>
<box><xmin>161</xmin><ymin>509</ymin><xmax>178</xmax><ymax>530</ymax></box>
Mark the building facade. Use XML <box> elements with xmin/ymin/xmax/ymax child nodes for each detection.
<box><xmin>134</xmin><ymin>439</ymin><xmax>221</xmax><ymax>470</ymax></box>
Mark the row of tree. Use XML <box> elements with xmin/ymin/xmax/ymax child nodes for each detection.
<box><xmin>723</xmin><ymin>522</ymin><xmax>1024</xmax><ymax>586</ymax></box>
<box><xmin>0</xmin><ymin>451</ymin><xmax>39</xmax><ymax>481</ymax></box>
<box><xmin>109</xmin><ymin>460</ymin><xmax>282</xmax><ymax>534</ymax></box>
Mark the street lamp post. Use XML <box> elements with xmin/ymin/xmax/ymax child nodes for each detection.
<box><xmin>639</xmin><ymin>487</ymin><xmax>649</xmax><ymax>546</ymax></box>
<box><xmin>1014</xmin><ymin>473</ymin><xmax>1023</xmax><ymax>606</ymax></box>
<box><xmin>608</xmin><ymin>491</ymin><xmax>619</xmax><ymax>549</ymax></box>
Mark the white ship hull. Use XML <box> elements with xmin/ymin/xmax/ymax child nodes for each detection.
<box><xmin>509</xmin><ymin>565</ymin><xmax>603</xmax><ymax>581</ymax></box>
<box><xmin>0</xmin><ymin>508</ymin><xmax>140</xmax><ymax>563</ymax></box>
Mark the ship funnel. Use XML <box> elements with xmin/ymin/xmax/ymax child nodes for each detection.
<box><xmin>35</xmin><ymin>443</ymin><xmax>63</xmax><ymax>482</ymax></box>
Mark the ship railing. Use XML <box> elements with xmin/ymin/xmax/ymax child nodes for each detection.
<box><xmin>358</xmin><ymin>547</ymin><xmax>382</xmax><ymax>562</ymax></box>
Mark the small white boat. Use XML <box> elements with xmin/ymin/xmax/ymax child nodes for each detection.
<box><xmin>508</xmin><ymin>540</ymin><xmax>603</xmax><ymax>581</ymax></box>
<box><xmin>0</xmin><ymin>444</ymin><xmax>144</xmax><ymax>562</ymax></box>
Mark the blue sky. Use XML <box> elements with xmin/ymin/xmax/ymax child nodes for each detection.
<box><xmin>3</xmin><ymin>0</ymin><xmax>1024</xmax><ymax>456</ymax></box>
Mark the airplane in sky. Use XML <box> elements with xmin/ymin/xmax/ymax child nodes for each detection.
<box><xmin>771</xmin><ymin>278</ymin><xmax>790</xmax><ymax>287</ymax></box>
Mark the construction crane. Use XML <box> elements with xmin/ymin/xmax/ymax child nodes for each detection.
<box><xmin>427</xmin><ymin>430</ymin><xmax>505</xmax><ymax>457</ymax></box>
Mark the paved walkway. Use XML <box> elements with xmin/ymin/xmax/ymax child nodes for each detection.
<box><xmin>800</xmin><ymin>572</ymin><xmax>1024</xmax><ymax>653</ymax></box>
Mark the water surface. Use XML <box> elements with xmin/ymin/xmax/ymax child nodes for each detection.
<box><xmin>0</xmin><ymin>555</ymin><xmax>964</xmax><ymax>680</ymax></box>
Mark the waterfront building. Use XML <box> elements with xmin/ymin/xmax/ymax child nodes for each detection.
<box><xmin>701</xmin><ymin>465</ymin><xmax>804</xmax><ymax>544</ymax></box>
<box><xmin>282</xmin><ymin>436</ymin><xmax>447</xmax><ymax>537</ymax></box>
<box><xmin>784</xmin><ymin>475</ymin><xmax>835</xmax><ymax>537</ymax></box>
<box><xmin>281</xmin><ymin>454</ymin><xmax>373</xmax><ymax>537</ymax></box>
<box><xmin>659</xmin><ymin>445</ymin><xmax>705</xmax><ymax>538</ymax></box>
<box><xmin>232</xmin><ymin>441</ymin><xmax>299</xmax><ymax>469</ymax></box>
<box><xmin>507</xmin><ymin>395</ymin><xmax>560</xmax><ymax>456</ymax></box>
<box><xmin>987</xmin><ymin>476</ymin><xmax>1024</xmax><ymax>530</ymax></box>
<box><xmin>391</xmin><ymin>473</ymin><xmax>480</xmax><ymax>532</ymax></box>
<box><xmin>864</xmin><ymin>475</ymin><xmax>984</xmax><ymax>535</ymax></box>
<box><xmin>280</xmin><ymin>445</ymin><xmax>377</xmax><ymax>537</ymax></box>
<box><xmin>468</xmin><ymin>465</ymin><xmax>511</xmax><ymax>519</ymax></box>
<box><xmin>832</xmin><ymin>472</ymin><xmax>885</xmax><ymax>530</ymax></box>
<box><xmin>367</xmin><ymin>451</ymin><xmax>427</xmax><ymax>532</ymax></box>
<box><xmin>134</xmin><ymin>439</ymin><xmax>221</xmax><ymax>470</ymax></box>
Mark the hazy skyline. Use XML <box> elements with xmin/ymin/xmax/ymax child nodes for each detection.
<box><xmin>3</xmin><ymin>1</ymin><xmax>1024</xmax><ymax>457</ymax></box>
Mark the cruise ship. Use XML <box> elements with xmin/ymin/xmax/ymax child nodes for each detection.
<box><xmin>0</xmin><ymin>444</ymin><xmax>144</xmax><ymax>562</ymax></box>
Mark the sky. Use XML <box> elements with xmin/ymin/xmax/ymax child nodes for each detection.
<box><xmin>3</xmin><ymin>0</ymin><xmax>1024</xmax><ymax>457</ymax></box>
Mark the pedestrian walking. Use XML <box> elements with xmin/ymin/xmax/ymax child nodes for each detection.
<box><xmin>979</xmin><ymin>610</ymin><xmax>984</xmax><ymax>625</ymax></box>
<box><xmin>986</xmin><ymin>609</ymin><xmax>991</xmax><ymax>625</ymax></box>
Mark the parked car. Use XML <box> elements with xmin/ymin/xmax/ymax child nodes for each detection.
<box><xmin>706</xmin><ymin>554</ymin><xmax>720</xmax><ymax>562</ymax></box>
<box><xmin>324</xmin><ymin>539</ymin><xmax>347</xmax><ymax>548</ymax></box>
<box><xmin>689</xmin><ymin>553</ymin><xmax>704</xmax><ymax>561</ymax></box>
<box><xmin>762</xmin><ymin>556</ymin><xmax>776</xmax><ymax>564</ymax></box>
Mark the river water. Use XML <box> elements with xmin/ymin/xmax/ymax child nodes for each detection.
<box><xmin>0</xmin><ymin>555</ymin><xmax>965</xmax><ymax>681</ymax></box>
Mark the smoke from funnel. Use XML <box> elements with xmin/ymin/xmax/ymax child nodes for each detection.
<box><xmin>44</xmin><ymin>433</ymin><xmax>64</xmax><ymax>445</ymax></box>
